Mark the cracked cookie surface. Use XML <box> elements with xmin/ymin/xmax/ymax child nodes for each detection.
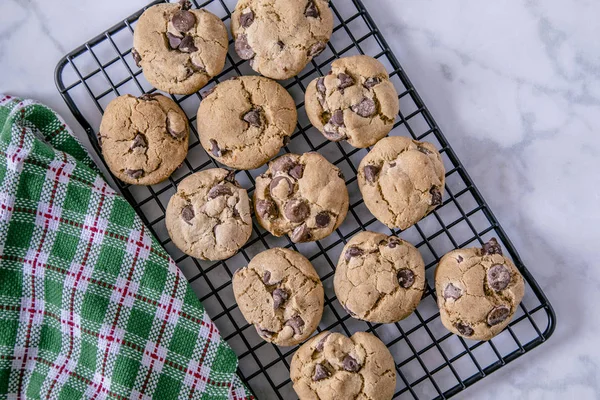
<box><xmin>306</xmin><ymin>55</ymin><xmax>399</xmax><ymax>148</ymax></box>
<box><xmin>99</xmin><ymin>94</ymin><xmax>188</xmax><ymax>185</ymax></box>
<box><xmin>133</xmin><ymin>2</ymin><xmax>228</xmax><ymax>94</ymax></box>
<box><xmin>435</xmin><ymin>238</ymin><xmax>525</xmax><ymax>341</ymax></box>
<box><xmin>358</xmin><ymin>136</ymin><xmax>446</xmax><ymax>230</ymax></box>
<box><xmin>254</xmin><ymin>152</ymin><xmax>349</xmax><ymax>243</ymax></box>
<box><xmin>232</xmin><ymin>248</ymin><xmax>324</xmax><ymax>346</ymax></box>
<box><xmin>197</xmin><ymin>76</ymin><xmax>297</xmax><ymax>170</ymax></box>
<box><xmin>334</xmin><ymin>231</ymin><xmax>425</xmax><ymax>323</ymax></box>
<box><xmin>165</xmin><ymin>168</ymin><xmax>252</xmax><ymax>261</ymax></box>
<box><xmin>290</xmin><ymin>331</ymin><xmax>396</xmax><ymax>400</ymax></box>
<box><xmin>231</xmin><ymin>0</ymin><xmax>333</xmax><ymax>80</ymax></box>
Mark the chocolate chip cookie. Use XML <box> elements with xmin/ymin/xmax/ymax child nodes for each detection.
<box><xmin>232</xmin><ymin>248</ymin><xmax>324</xmax><ymax>346</ymax></box>
<box><xmin>99</xmin><ymin>94</ymin><xmax>188</xmax><ymax>185</ymax></box>
<box><xmin>290</xmin><ymin>331</ymin><xmax>396</xmax><ymax>400</ymax></box>
<box><xmin>358</xmin><ymin>136</ymin><xmax>446</xmax><ymax>230</ymax></box>
<box><xmin>165</xmin><ymin>168</ymin><xmax>252</xmax><ymax>261</ymax></box>
<box><xmin>334</xmin><ymin>231</ymin><xmax>425</xmax><ymax>323</ymax></box>
<box><xmin>254</xmin><ymin>152</ymin><xmax>349</xmax><ymax>243</ymax></box>
<box><xmin>435</xmin><ymin>238</ymin><xmax>525</xmax><ymax>341</ymax></box>
<box><xmin>305</xmin><ymin>55</ymin><xmax>399</xmax><ymax>148</ymax></box>
<box><xmin>197</xmin><ymin>76</ymin><xmax>297</xmax><ymax>170</ymax></box>
<box><xmin>132</xmin><ymin>1</ymin><xmax>228</xmax><ymax>94</ymax></box>
<box><xmin>231</xmin><ymin>0</ymin><xmax>334</xmax><ymax>80</ymax></box>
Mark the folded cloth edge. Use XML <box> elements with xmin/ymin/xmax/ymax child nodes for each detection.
<box><xmin>0</xmin><ymin>94</ymin><xmax>253</xmax><ymax>400</ymax></box>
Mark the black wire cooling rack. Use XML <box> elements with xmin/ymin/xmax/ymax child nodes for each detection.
<box><xmin>55</xmin><ymin>0</ymin><xmax>556</xmax><ymax>398</ymax></box>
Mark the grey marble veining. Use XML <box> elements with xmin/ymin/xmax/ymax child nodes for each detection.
<box><xmin>1</xmin><ymin>0</ymin><xmax>599</xmax><ymax>399</ymax></box>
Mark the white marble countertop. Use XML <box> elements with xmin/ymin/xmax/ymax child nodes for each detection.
<box><xmin>2</xmin><ymin>0</ymin><xmax>599</xmax><ymax>399</ymax></box>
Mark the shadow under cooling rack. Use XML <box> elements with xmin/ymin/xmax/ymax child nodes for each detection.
<box><xmin>55</xmin><ymin>0</ymin><xmax>556</xmax><ymax>398</ymax></box>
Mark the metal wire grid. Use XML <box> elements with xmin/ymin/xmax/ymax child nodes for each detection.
<box><xmin>54</xmin><ymin>0</ymin><xmax>556</xmax><ymax>398</ymax></box>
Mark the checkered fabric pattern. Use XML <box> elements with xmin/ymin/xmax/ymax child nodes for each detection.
<box><xmin>0</xmin><ymin>95</ymin><xmax>253</xmax><ymax>400</ymax></box>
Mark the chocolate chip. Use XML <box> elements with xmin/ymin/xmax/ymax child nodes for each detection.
<box><xmin>242</xmin><ymin>109</ymin><xmax>261</xmax><ymax>127</ymax></box>
<box><xmin>330</xmin><ymin>109</ymin><xmax>345</xmax><ymax>127</ymax></box>
<box><xmin>201</xmin><ymin>87</ymin><xmax>216</xmax><ymax>99</ymax></box>
<box><xmin>316</xmin><ymin>77</ymin><xmax>326</xmax><ymax>95</ymax></box>
<box><xmin>338</xmin><ymin>73</ymin><xmax>354</xmax><ymax>91</ymax></box>
<box><xmin>191</xmin><ymin>57</ymin><xmax>205</xmax><ymax>72</ymax></box>
<box><xmin>232</xmin><ymin>205</ymin><xmax>240</xmax><ymax>218</ymax></box>
<box><xmin>457</xmin><ymin>255</ymin><xmax>464</xmax><ymax>263</ymax></box>
<box><xmin>351</xmin><ymin>97</ymin><xmax>376</xmax><ymax>118</ymax></box>
<box><xmin>181</xmin><ymin>204</ymin><xmax>194</xmax><ymax>224</ymax></box>
<box><xmin>443</xmin><ymin>283</ymin><xmax>462</xmax><ymax>300</ymax></box>
<box><xmin>125</xmin><ymin>169</ymin><xmax>143</xmax><ymax>179</ymax></box>
<box><xmin>269</xmin><ymin>176</ymin><xmax>292</xmax><ymax>198</ymax></box>
<box><xmin>289</xmin><ymin>164</ymin><xmax>304</xmax><ymax>180</ymax></box>
<box><xmin>277</xmin><ymin>40</ymin><xmax>285</xmax><ymax>50</ymax></box>
<box><xmin>167</xmin><ymin>116</ymin><xmax>186</xmax><ymax>139</ymax></box>
<box><xmin>256</xmin><ymin>199</ymin><xmax>278</xmax><ymax>220</ymax></box>
<box><xmin>363</xmin><ymin>165</ymin><xmax>380</xmax><ymax>183</ymax></box>
<box><xmin>139</xmin><ymin>93</ymin><xmax>159</xmax><ymax>101</ymax></box>
<box><xmin>132</xmin><ymin>48</ymin><xmax>142</xmax><ymax>67</ymax></box>
<box><xmin>284</xmin><ymin>199</ymin><xmax>310</xmax><ymax>223</ymax></box>
<box><xmin>235</xmin><ymin>34</ymin><xmax>255</xmax><ymax>60</ymax></box>
<box><xmin>487</xmin><ymin>305</ymin><xmax>510</xmax><ymax>326</ymax></box>
<box><xmin>315</xmin><ymin>333</ymin><xmax>331</xmax><ymax>352</ymax></box>
<box><xmin>256</xmin><ymin>326</ymin><xmax>275</xmax><ymax>339</ymax></box>
<box><xmin>272</xmin><ymin>288</ymin><xmax>289</xmax><ymax>309</ymax></box>
<box><xmin>455</xmin><ymin>322</ymin><xmax>474</xmax><ymax>337</ymax></box>
<box><xmin>487</xmin><ymin>264</ymin><xmax>511</xmax><ymax>291</ymax></box>
<box><xmin>482</xmin><ymin>238</ymin><xmax>503</xmax><ymax>256</ymax></box>
<box><xmin>239</xmin><ymin>8</ymin><xmax>254</xmax><ymax>28</ymax></box>
<box><xmin>397</xmin><ymin>269</ymin><xmax>415</xmax><ymax>288</ymax></box>
<box><xmin>323</xmin><ymin>127</ymin><xmax>346</xmax><ymax>142</ymax></box>
<box><xmin>285</xmin><ymin>315</ymin><xmax>305</xmax><ymax>335</ymax></box>
<box><xmin>290</xmin><ymin>224</ymin><xmax>311</xmax><ymax>243</ymax></box>
<box><xmin>167</xmin><ymin>32</ymin><xmax>183</xmax><ymax>49</ymax></box>
<box><xmin>309</xmin><ymin>41</ymin><xmax>326</xmax><ymax>57</ymax></box>
<box><xmin>430</xmin><ymin>187</ymin><xmax>442</xmax><ymax>206</ymax></box>
<box><xmin>315</xmin><ymin>212</ymin><xmax>331</xmax><ymax>228</ymax></box>
<box><xmin>343</xmin><ymin>355</ymin><xmax>361</xmax><ymax>372</ymax></box>
<box><xmin>344</xmin><ymin>246</ymin><xmax>363</xmax><ymax>262</ymax></box>
<box><xmin>172</xmin><ymin>10</ymin><xmax>196</xmax><ymax>32</ymax></box>
<box><xmin>363</xmin><ymin>77</ymin><xmax>381</xmax><ymax>89</ymax></box>
<box><xmin>179</xmin><ymin>0</ymin><xmax>192</xmax><ymax>10</ymax></box>
<box><xmin>271</xmin><ymin>156</ymin><xmax>295</xmax><ymax>174</ymax></box>
<box><xmin>263</xmin><ymin>271</ymin><xmax>271</xmax><ymax>284</ymax></box>
<box><xmin>209</xmin><ymin>139</ymin><xmax>222</xmax><ymax>157</ymax></box>
<box><xmin>338</xmin><ymin>170</ymin><xmax>345</xmax><ymax>180</ymax></box>
<box><xmin>222</xmin><ymin>171</ymin><xmax>236</xmax><ymax>185</ymax></box>
<box><xmin>312</xmin><ymin>363</ymin><xmax>330</xmax><ymax>381</ymax></box>
<box><xmin>97</xmin><ymin>135</ymin><xmax>103</xmax><ymax>148</ymax></box>
<box><xmin>178</xmin><ymin>35</ymin><xmax>198</xmax><ymax>53</ymax></box>
<box><xmin>417</xmin><ymin>145</ymin><xmax>432</xmax><ymax>155</ymax></box>
<box><xmin>387</xmin><ymin>237</ymin><xmax>401</xmax><ymax>248</ymax></box>
<box><xmin>130</xmin><ymin>134</ymin><xmax>146</xmax><ymax>150</ymax></box>
<box><xmin>305</xmin><ymin>0</ymin><xmax>319</xmax><ymax>18</ymax></box>
<box><xmin>207</xmin><ymin>184</ymin><xmax>233</xmax><ymax>199</ymax></box>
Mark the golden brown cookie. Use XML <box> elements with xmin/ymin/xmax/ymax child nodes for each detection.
<box><xmin>290</xmin><ymin>331</ymin><xmax>396</xmax><ymax>400</ymax></box>
<box><xmin>165</xmin><ymin>169</ymin><xmax>252</xmax><ymax>261</ymax></box>
<box><xmin>231</xmin><ymin>0</ymin><xmax>333</xmax><ymax>80</ymax></box>
<box><xmin>334</xmin><ymin>231</ymin><xmax>425</xmax><ymax>323</ymax></box>
<box><xmin>132</xmin><ymin>2</ymin><xmax>228</xmax><ymax>94</ymax></box>
<box><xmin>358</xmin><ymin>136</ymin><xmax>445</xmax><ymax>230</ymax></box>
<box><xmin>232</xmin><ymin>248</ymin><xmax>324</xmax><ymax>346</ymax></box>
<box><xmin>197</xmin><ymin>76</ymin><xmax>297</xmax><ymax>170</ymax></box>
<box><xmin>99</xmin><ymin>94</ymin><xmax>188</xmax><ymax>185</ymax></box>
<box><xmin>305</xmin><ymin>55</ymin><xmax>399</xmax><ymax>148</ymax></box>
<box><xmin>435</xmin><ymin>238</ymin><xmax>525</xmax><ymax>341</ymax></box>
<box><xmin>254</xmin><ymin>152</ymin><xmax>349</xmax><ymax>243</ymax></box>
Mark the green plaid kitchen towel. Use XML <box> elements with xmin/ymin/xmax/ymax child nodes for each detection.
<box><xmin>0</xmin><ymin>95</ymin><xmax>253</xmax><ymax>400</ymax></box>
